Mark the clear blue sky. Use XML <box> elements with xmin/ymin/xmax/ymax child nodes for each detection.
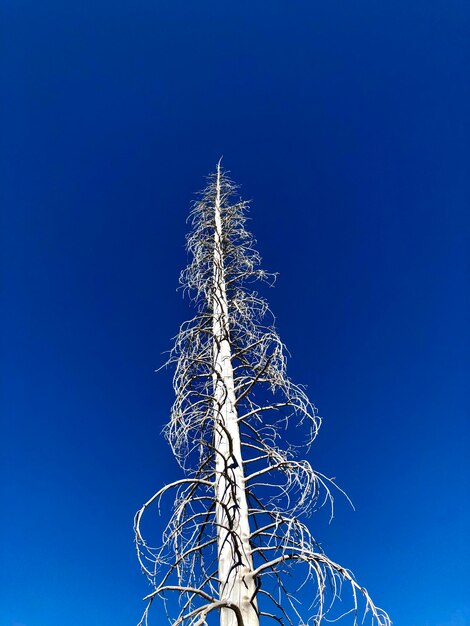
<box><xmin>1</xmin><ymin>1</ymin><xmax>469</xmax><ymax>625</ymax></box>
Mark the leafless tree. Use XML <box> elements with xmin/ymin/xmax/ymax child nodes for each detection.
<box><xmin>134</xmin><ymin>162</ymin><xmax>390</xmax><ymax>626</ymax></box>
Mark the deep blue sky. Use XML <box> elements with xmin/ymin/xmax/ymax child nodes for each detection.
<box><xmin>1</xmin><ymin>1</ymin><xmax>469</xmax><ymax>625</ymax></box>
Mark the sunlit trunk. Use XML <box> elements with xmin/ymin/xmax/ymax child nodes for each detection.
<box><xmin>212</xmin><ymin>163</ymin><xmax>259</xmax><ymax>626</ymax></box>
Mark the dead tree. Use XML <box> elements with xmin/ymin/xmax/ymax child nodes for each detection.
<box><xmin>134</xmin><ymin>162</ymin><xmax>390</xmax><ymax>626</ymax></box>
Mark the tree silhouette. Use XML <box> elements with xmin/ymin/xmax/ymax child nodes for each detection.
<box><xmin>134</xmin><ymin>163</ymin><xmax>390</xmax><ymax>626</ymax></box>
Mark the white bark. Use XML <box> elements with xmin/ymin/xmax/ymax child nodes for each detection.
<box><xmin>134</xmin><ymin>163</ymin><xmax>390</xmax><ymax>626</ymax></box>
<box><xmin>212</xmin><ymin>162</ymin><xmax>259</xmax><ymax>626</ymax></box>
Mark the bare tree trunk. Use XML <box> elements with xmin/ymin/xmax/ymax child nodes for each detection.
<box><xmin>134</xmin><ymin>163</ymin><xmax>390</xmax><ymax>626</ymax></box>
<box><xmin>212</xmin><ymin>163</ymin><xmax>259</xmax><ymax>626</ymax></box>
